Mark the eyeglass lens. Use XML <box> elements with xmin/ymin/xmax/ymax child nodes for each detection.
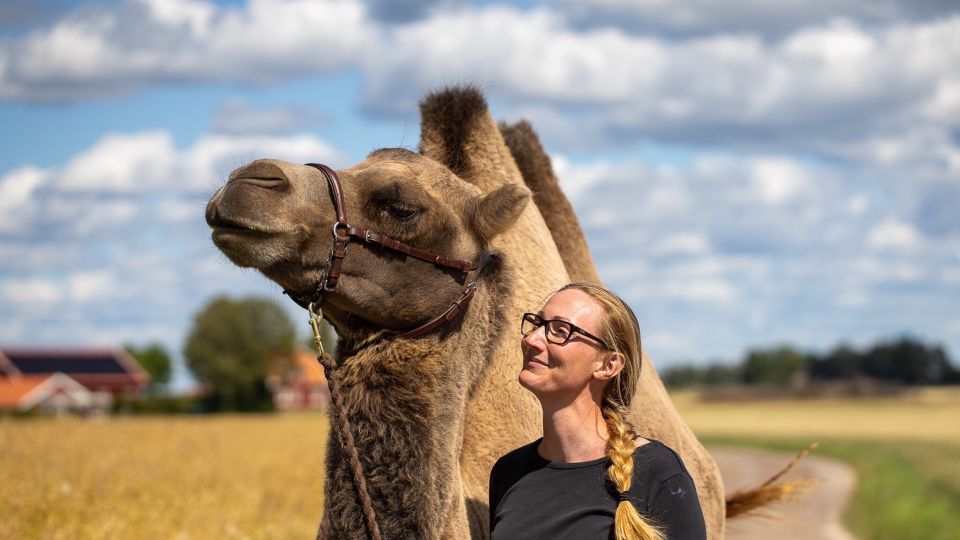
<box><xmin>522</xmin><ymin>314</ymin><xmax>574</xmax><ymax>344</ymax></box>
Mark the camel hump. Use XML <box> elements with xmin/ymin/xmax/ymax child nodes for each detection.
<box><xmin>500</xmin><ymin>120</ymin><xmax>601</xmax><ymax>283</ymax></box>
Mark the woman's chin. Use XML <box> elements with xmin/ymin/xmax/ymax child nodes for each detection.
<box><xmin>518</xmin><ymin>368</ymin><xmax>548</xmax><ymax>394</ymax></box>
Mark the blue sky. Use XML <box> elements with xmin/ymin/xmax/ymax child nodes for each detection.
<box><xmin>2</xmin><ymin>0</ymin><xmax>958</xmax><ymax>388</ymax></box>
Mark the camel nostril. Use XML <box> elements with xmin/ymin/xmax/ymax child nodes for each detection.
<box><xmin>228</xmin><ymin>160</ymin><xmax>291</xmax><ymax>189</ymax></box>
<box><xmin>205</xmin><ymin>201</ymin><xmax>221</xmax><ymax>227</ymax></box>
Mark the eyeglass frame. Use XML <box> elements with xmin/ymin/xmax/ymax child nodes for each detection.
<box><xmin>520</xmin><ymin>312</ymin><xmax>611</xmax><ymax>350</ymax></box>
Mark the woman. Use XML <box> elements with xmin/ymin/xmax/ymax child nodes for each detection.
<box><xmin>489</xmin><ymin>283</ymin><xmax>706</xmax><ymax>540</ymax></box>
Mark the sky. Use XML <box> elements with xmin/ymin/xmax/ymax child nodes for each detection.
<box><xmin>1</xmin><ymin>0</ymin><xmax>958</xmax><ymax>389</ymax></box>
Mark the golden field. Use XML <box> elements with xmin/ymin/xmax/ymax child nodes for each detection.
<box><xmin>0</xmin><ymin>414</ymin><xmax>330</xmax><ymax>540</ymax></box>
<box><xmin>2</xmin><ymin>387</ymin><xmax>959</xmax><ymax>539</ymax></box>
<box><xmin>671</xmin><ymin>386</ymin><xmax>960</xmax><ymax>443</ymax></box>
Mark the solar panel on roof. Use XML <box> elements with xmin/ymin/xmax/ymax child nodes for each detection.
<box><xmin>5</xmin><ymin>353</ymin><xmax>128</xmax><ymax>374</ymax></box>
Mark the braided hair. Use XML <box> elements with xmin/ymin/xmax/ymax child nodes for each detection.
<box><xmin>558</xmin><ymin>283</ymin><xmax>664</xmax><ymax>540</ymax></box>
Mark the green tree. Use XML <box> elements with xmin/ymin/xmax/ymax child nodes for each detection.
<box><xmin>662</xmin><ymin>363</ymin><xmax>703</xmax><ymax>389</ymax></box>
<box><xmin>184</xmin><ymin>296</ymin><xmax>296</xmax><ymax>412</ymax></box>
<box><xmin>124</xmin><ymin>342</ymin><xmax>172</xmax><ymax>392</ymax></box>
<box><xmin>741</xmin><ymin>344</ymin><xmax>809</xmax><ymax>387</ymax></box>
<box><xmin>862</xmin><ymin>336</ymin><xmax>958</xmax><ymax>385</ymax></box>
<box><xmin>809</xmin><ymin>344</ymin><xmax>862</xmax><ymax>380</ymax></box>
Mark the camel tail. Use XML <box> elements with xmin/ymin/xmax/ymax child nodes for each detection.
<box><xmin>725</xmin><ymin>443</ymin><xmax>820</xmax><ymax>519</ymax></box>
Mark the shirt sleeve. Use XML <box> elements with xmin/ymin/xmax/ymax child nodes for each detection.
<box><xmin>488</xmin><ymin>458</ymin><xmax>505</xmax><ymax>531</ymax></box>
<box><xmin>648</xmin><ymin>472</ymin><xmax>707</xmax><ymax>540</ymax></box>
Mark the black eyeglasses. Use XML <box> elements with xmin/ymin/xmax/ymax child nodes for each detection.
<box><xmin>520</xmin><ymin>312</ymin><xmax>610</xmax><ymax>349</ymax></box>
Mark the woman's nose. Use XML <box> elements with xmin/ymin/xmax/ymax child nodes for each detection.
<box><xmin>522</xmin><ymin>325</ymin><xmax>546</xmax><ymax>349</ymax></box>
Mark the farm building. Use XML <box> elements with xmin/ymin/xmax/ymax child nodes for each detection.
<box><xmin>0</xmin><ymin>347</ymin><xmax>149</xmax><ymax>414</ymax></box>
<box><xmin>266</xmin><ymin>348</ymin><xmax>329</xmax><ymax>411</ymax></box>
<box><xmin>0</xmin><ymin>372</ymin><xmax>111</xmax><ymax>415</ymax></box>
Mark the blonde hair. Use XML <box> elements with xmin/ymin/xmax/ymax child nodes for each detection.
<box><xmin>557</xmin><ymin>283</ymin><xmax>664</xmax><ymax>540</ymax></box>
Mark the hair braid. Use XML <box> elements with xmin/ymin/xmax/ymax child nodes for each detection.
<box><xmin>555</xmin><ymin>283</ymin><xmax>665</xmax><ymax>539</ymax></box>
<box><xmin>603</xmin><ymin>403</ymin><xmax>664</xmax><ymax>540</ymax></box>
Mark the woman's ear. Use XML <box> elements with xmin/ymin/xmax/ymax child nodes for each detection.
<box><xmin>594</xmin><ymin>351</ymin><xmax>626</xmax><ymax>382</ymax></box>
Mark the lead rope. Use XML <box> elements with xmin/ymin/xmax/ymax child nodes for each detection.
<box><xmin>309</xmin><ymin>304</ymin><xmax>383</xmax><ymax>540</ymax></box>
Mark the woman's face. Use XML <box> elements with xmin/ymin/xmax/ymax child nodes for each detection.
<box><xmin>519</xmin><ymin>288</ymin><xmax>610</xmax><ymax>400</ymax></box>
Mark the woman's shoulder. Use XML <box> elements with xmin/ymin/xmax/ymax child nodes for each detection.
<box><xmin>491</xmin><ymin>438</ymin><xmax>545</xmax><ymax>475</ymax></box>
<box><xmin>632</xmin><ymin>438</ymin><xmax>694</xmax><ymax>485</ymax></box>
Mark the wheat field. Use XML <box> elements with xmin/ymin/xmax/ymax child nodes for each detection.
<box><xmin>671</xmin><ymin>386</ymin><xmax>960</xmax><ymax>443</ymax></box>
<box><xmin>3</xmin><ymin>388</ymin><xmax>959</xmax><ymax>539</ymax></box>
<box><xmin>0</xmin><ymin>414</ymin><xmax>330</xmax><ymax>540</ymax></box>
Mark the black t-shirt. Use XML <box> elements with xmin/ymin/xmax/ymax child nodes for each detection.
<box><xmin>489</xmin><ymin>438</ymin><xmax>707</xmax><ymax>540</ymax></box>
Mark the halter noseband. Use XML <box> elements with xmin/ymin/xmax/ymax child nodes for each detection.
<box><xmin>283</xmin><ymin>162</ymin><xmax>483</xmax><ymax>339</ymax></box>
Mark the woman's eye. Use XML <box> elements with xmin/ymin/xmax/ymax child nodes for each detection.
<box><xmin>548</xmin><ymin>324</ymin><xmax>570</xmax><ymax>339</ymax></box>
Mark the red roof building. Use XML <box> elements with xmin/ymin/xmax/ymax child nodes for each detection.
<box><xmin>0</xmin><ymin>372</ymin><xmax>111</xmax><ymax>415</ymax></box>
<box><xmin>266</xmin><ymin>348</ymin><xmax>329</xmax><ymax>411</ymax></box>
<box><xmin>0</xmin><ymin>347</ymin><xmax>149</xmax><ymax>399</ymax></box>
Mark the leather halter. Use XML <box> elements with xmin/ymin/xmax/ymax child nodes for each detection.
<box><xmin>283</xmin><ymin>163</ymin><xmax>483</xmax><ymax>339</ymax></box>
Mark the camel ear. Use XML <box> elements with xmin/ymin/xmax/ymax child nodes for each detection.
<box><xmin>471</xmin><ymin>183</ymin><xmax>530</xmax><ymax>244</ymax></box>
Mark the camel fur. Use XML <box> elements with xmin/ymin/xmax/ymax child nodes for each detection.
<box><xmin>206</xmin><ymin>86</ymin><xmax>730</xmax><ymax>539</ymax></box>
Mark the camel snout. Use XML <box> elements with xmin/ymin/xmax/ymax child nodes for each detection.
<box><xmin>204</xmin><ymin>197</ymin><xmax>224</xmax><ymax>228</ymax></box>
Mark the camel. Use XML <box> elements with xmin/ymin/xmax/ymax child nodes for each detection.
<box><xmin>205</xmin><ymin>87</ymin><xmax>733</xmax><ymax>538</ymax></box>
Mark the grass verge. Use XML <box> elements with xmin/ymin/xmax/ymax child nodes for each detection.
<box><xmin>701</xmin><ymin>435</ymin><xmax>960</xmax><ymax>540</ymax></box>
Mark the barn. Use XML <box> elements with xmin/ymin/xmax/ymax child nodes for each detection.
<box><xmin>0</xmin><ymin>347</ymin><xmax>149</xmax><ymax>414</ymax></box>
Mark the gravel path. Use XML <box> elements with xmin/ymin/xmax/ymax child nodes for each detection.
<box><xmin>709</xmin><ymin>446</ymin><xmax>858</xmax><ymax>540</ymax></box>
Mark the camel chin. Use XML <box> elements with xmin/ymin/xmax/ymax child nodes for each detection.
<box><xmin>211</xmin><ymin>228</ymin><xmax>292</xmax><ymax>269</ymax></box>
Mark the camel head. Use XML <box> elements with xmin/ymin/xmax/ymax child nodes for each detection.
<box><xmin>206</xmin><ymin>147</ymin><xmax>530</xmax><ymax>338</ymax></box>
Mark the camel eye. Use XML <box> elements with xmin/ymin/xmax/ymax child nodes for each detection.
<box><xmin>384</xmin><ymin>201</ymin><xmax>419</xmax><ymax>221</ymax></box>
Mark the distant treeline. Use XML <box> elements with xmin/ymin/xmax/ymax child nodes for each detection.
<box><xmin>662</xmin><ymin>336</ymin><xmax>960</xmax><ymax>389</ymax></box>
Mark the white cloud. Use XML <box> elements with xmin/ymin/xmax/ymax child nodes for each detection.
<box><xmin>67</xmin><ymin>269</ymin><xmax>114</xmax><ymax>301</ymax></box>
<box><xmin>867</xmin><ymin>219</ymin><xmax>922</xmax><ymax>251</ymax></box>
<box><xmin>359</xmin><ymin>8</ymin><xmax>960</xmax><ymax>158</ymax></box>
<box><xmin>747</xmin><ymin>157</ymin><xmax>811</xmax><ymax>204</ymax></box>
<box><xmin>139</xmin><ymin>0</ymin><xmax>215</xmax><ymax>34</ymax></box>
<box><xmin>211</xmin><ymin>99</ymin><xmax>326</xmax><ymax>135</ymax></box>
<box><xmin>558</xmin><ymin>0</ymin><xmax>957</xmax><ymax>39</ymax></box>
<box><xmin>847</xmin><ymin>195</ymin><xmax>869</xmax><ymax>216</ymax></box>
<box><xmin>5</xmin><ymin>1</ymin><xmax>959</xmax><ymax>163</ymax></box>
<box><xmin>665</xmin><ymin>278</ymin><xmax>737</xmax><ymax>302</ymax></box>
<box><xmin>46</xmin><ymin>130</ymin><xmax>339</xmax><ymax>194</ymax></box>
<box><xmin>838</xmin><ymin>287</ymin><xmax>868</xmax><ymax>308</ymax></box>
<box><xmin>0</xmin><ymin>0</ymin><xmax>373</xmax><ymax>101</ymax></box>
<box><xmin>942</xmin><ymin>267</ymin><xmax>960</xmax><ymax>284</ymax></box>
<box><xmin>0</xmin><ymin>166</ymin><xmax>48</xmax><ymax>232</ymax></box>
<box><xmin>551</xmin><ymin>154</ymin><xmax>618</xmax><ymax>200</ymax></box>
<box><xmin>652</xmin><ymin>232</ymin><xmax>711</xmax><ymax>256</ymax></box>
<box><xmin>58</xmin><ymin>131</ymin><xmax>177</xmax><ymax>192</ymax></box>
<box><xmin>1</xmin><ymin>277</ymin><xmax>62</xmax><ymax>304</ymax></box>
<box><xmin>180</xmin><ymin>133</ymin><xmax>341</xmax><ymax>191</ymax></box>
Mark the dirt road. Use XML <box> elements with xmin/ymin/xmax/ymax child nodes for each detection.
<box><xmin>709</xmin><ymin>446</ymin><xmax>857</xmax><ymax>540</ymax></box>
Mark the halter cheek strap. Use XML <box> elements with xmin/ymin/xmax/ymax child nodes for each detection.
<box><xmin>282</xmin><ymin>162</ymin><xmax>483</xmax><ymax>339</ymax></box>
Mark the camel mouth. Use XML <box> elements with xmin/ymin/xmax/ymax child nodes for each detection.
<box><xmin>206</xmin><ymin>203</ymin><xmax>285</xmax><ymax>237</ymax></box>
<box><xmin>210</xmin><ymin>220</ymin><xmax>273</xmax><ymax>235</ymax></box>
